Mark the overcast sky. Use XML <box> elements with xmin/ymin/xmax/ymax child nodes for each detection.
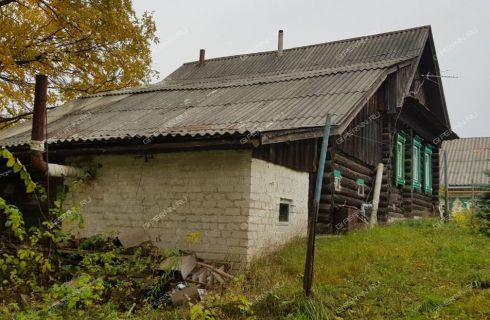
<box><xmin>133</xmin><ymin>0</ymin><xmax>489</xmax><ymax>138</ymax></box>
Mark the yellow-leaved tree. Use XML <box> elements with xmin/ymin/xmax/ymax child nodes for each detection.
<box><xmin>0</xmin><ymin>0</ymin><xmax>158</xmax><ymax>123</ymax></box>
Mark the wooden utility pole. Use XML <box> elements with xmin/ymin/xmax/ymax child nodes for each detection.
<box><xmin>443</xmin><ymin>149</ymin><xmax>449</xmax><ymax>222</ymax></box>
<box><xmin>303</xmin><ymin>113</ymin><xmax>332</xmax><ymax>296</ymax></box>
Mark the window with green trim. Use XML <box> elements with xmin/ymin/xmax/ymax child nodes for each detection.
<box><xmin>394</xmin><ymin>132</ymin><xmax>406</xmax><ymax>187</ymax></box>
<box><xmin>423</xmin><ymin>145</ymin><xmax>433</xmax><ymax>194</ymax></box>
<box><xmin>411</xmin><ymin>136</ymin><xmax>422</xmax><ymax>191</ymax></box>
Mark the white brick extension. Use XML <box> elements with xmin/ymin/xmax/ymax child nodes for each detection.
<box><xmin>64</xmin><ymin>149</ymin><xmax>308</xmax><ymax>269</ymax></box>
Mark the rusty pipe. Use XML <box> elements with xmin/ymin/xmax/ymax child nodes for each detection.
<box><xmin>31</xmin><ymin>75</ymin><xmax>48</xmax><ymax>145</ymax></box>
<box><xmin>30</xmin><ymin>75</ymin><xmax>49</xmax><ymax>173</ymax></box>
<box><xmin>30</xmin><ymin>74</ymin><xmax>83</xmax><ymax>177</ymax></box>
<box><xmin>199</xmin><ymin>49</ymin><xmax>205</xmax><ymax>65</ymax></box>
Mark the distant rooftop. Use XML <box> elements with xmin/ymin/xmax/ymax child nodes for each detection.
<box><xmin>442</xmin><ymin>137</ymin><xmax>490</xmax><ymax>187</ymax></box>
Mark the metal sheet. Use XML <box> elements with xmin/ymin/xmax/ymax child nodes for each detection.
<box><xmin>0</xmin><ymin>26</ymin><xmax>431</xmax><ymax>148</ymax></box>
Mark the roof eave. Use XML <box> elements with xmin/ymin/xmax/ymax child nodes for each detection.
<box><xmin>427</xmin><ymin>27</ymin><xmax>452</xmax><ymax>129</ymax></box>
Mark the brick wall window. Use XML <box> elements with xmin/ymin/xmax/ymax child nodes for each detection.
<box><xmin>279</xmin><ymin>201</ymin><xmax>290</xmax><ymax>222</ymax></box>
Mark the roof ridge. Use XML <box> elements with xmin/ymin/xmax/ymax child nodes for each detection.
<box><xmin>180</xmin><ymin>25</ymin><xmax>431</xmax><ymax>65</ymax></box>
<box><xmin>85</xmin><ymin>56</ymin><xmax>416</xmax><ymax>98</ymax></box>
<box><xmin>77</xmin><ymin>89</ymin><xmax>374</xmax><ymax>114</ymax></box>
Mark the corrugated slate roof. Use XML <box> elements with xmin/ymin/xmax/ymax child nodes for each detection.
<box><xmin>441</xmin><ymin>137</ymin><xmax>490</xmax><ymax>186</ymax></box>
<box><xmin>0</xmin><ymin>26</ymin><xmax>431</xmax><ymax>148</ymax></box>
<box><xmin>165</xmin><ymin>26</ymin><xmax>428</xmax><ymax>84</ymax></box>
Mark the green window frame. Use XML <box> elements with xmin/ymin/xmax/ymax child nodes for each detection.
<box><xmin>423</xmin><ymin>145</ymin><xmax>433</xmax><ymax>194</ymax></box>
<box><xmin>411</xmin><ymin>136</ymin><xmax>422</xmax><ymax>191</ymax></box>
<box><xmin>394</xmin><ymin>132</ymin><xmax>406</xmax><ymax>187</ymax></box>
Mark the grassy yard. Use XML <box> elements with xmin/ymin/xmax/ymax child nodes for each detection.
<box><xmin>3</xmin><ymin>219</ymin><xmax>490</xmax><ymax>319</ymax></box>
<box><xmin>245</xmin><ymin>219</ymin><xmax>490</xmax><ymax>320</ymax></box>
<box><xmin>135</xmin><ymin>219</ymin><xmax>490</xmax><ymax>319</ymax></box>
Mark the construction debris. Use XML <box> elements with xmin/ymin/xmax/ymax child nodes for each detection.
<box><xmin>170</xmin><ymin>284</ymin><xmax>200</xmax><ymax>306</ymax></box>
<box><xmin>117</xmin><ymin>228</ymin><xmax>151</xmax><ymax>248</ymax></box>
<box><xmin>197</xmin><ymin>262</ymin><xmax>233</xmax><ymax>280</ymax></box>
<box><xmin>158</xmin><ymin>255</ymin><xmax>197</xmax><ymax>279</ymax></box>
<box><xmin>149</xmin><ymin>255</ymin><xmax>233</xmax><ymax>308</ymax></box>
<box><xmin>47</xmin><ymin>235</ymin><xmax>233</xmax><ymax>310</ymax></box>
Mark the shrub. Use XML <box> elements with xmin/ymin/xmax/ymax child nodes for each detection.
<box><xmin>44</xmin><ymin>274</ymin><xmax>105</xmax><ymax>311</ymax></box>
<box><xmin>189</xmin><ymin>277</ymin><xmax>255</xmax><ymax>320</ymax></box>
<box><xmin>476</xmin><ymin>191</ymin><xmax>490</xmax><ymax>236</ymax></box>
<box><xmin>471</xmin><ymin>171</ymin><xmax>490</xmax><ymax>236</ymax></box>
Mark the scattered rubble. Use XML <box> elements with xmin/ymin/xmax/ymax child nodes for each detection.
<box><xmin>51</xmin><ymin>235</ymin><xmax>235</xmax><ymax>310</ymax></box>
<box><xmin>117</xmin><ymin>228</ymin><xmax>151</xmax><ymax>248</ymax></box>
<box><xmin>158</xmin><ymin>255</ymin><xmax>197</xmax><ymax>279</ymax></box>
<box><xmin>150</xmin><ymin>254</ymin><xmax>233</xmax><ymax>308</ymax></box>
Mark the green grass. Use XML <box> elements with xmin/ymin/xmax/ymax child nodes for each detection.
<box><xmin>3</xmin><ymin>219</ymin><xmax>490</xmax><ymax>319</ymax></box>
<box><xmin>246</xmin><ymin>219</ymin><xmax>490</xmax><ymax>319</ymax></box>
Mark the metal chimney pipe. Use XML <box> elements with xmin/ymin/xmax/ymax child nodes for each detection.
<box><xmin>199</xmin><ymin>49</ymin><xmax>205</xmax><ymax>65</ymax></box>
<box><xmin>278</xmin><ymin>30</ymin><xmax>284</xmax><ymax>57</ymax></box>
<box><xmin>30</xmin><ymin>74</ymin><xmax>83</xmax><ymax>177</ymax></box>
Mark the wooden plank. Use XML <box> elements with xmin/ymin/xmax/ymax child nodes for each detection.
<box><xmin>261</xmin><ymin>128</ymin><xmax>324</xmax><ymax>144</ymax></box>
<box><xmin>40</xmin><ymin>138</ymin><xmax>253</xmax><ymax>156</ymax></box>
<box><xmin>334</xmin><ymin>153</ymin><xmax>374</xmax><ymax>176</ymax></box>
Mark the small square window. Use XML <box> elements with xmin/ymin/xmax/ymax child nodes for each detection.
<box><xmin>279</xmin><ymin>203</ymin><xmax>290</xmax><ymax>222</ymax></box>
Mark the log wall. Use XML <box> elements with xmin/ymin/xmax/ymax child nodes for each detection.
<box><xmin>317</xmin><ymin>86</ymin><xmax>383</xmax><ymax>231</ymax></box>
<box><xmin>335</xmin><ymin>88</ymin><xmax>384</xmax><ymax>167</ymax></box>
<box><xmin>318</xmin><ymin>148</ymin><xmax>376</xmax><ymax>232</ymax></box>
<box><xmin>252</xmin><ymin>138</ymin><xmax>318</xmax><ymax>173</ymax></box>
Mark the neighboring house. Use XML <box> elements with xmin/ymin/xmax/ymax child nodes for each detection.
<box><xmin>0</xmin><ymin>26</ymin><xmax>455</xmax><ymax>268</ymax></box>
<box><xmin>441</xmin><ymin>137</ymin><xmax>490</xmax><ymax>212</ymax></box>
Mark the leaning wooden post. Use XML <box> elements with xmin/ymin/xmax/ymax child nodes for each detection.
<box><xmin>303</xmin><ymin>113</ymin><xmax>333</xmax><ymax>297</ymax></box>
<box><xmin>443</xmin><ymin>149</ymin><xmax>449</xmax><ymax>222</ymax></box>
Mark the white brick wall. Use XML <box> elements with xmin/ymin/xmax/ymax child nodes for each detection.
<box><xmin>64</xmin><ymin>149</ymin><xmax>308</xmax><ymax>268</ymax></box>
<box><xmin>247</xmin><ymin>158</ymin><xmax>309</xmax><ymax>258</ymax></box>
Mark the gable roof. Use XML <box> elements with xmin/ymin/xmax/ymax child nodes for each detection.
<box><xmin>441</xmin><ymin>137</ymin><xmax>490</xmax><ymax>187</ymax></box>
<box><xmin>0</xmin><ymin>26</ymin><xmax>433</xmax><ymax>148</ymax></box>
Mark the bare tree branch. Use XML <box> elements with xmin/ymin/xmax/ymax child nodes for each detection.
<box><xmin>1</xmin><ymin>105</ymin><xmax>57</xmax><ymax>123</ymax></box>
<box><xmin>0</xmin><ymin>0</ymin><xmax>16</xmax><ymax>7</ymax></box>
<box><xmin>0</xmin><ymin>111</ymin><xmax>32</xmax><ymax>123</ymax></box>
<box><xmin>14</xmin><ymin>53</ymin><xmax>45</xmax><ymax>66</ymax></box>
